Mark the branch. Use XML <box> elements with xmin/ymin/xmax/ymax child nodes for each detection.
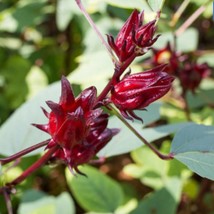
<box><xmin>110</xmin><ymin>105</ymin><xmax>174</xmax><ymax>160</ymax></box>
<box><xmin>2</xmin><ymin>188</ymin><xmax>13</xmax><ymax>214</ymax></box>
<box><xmin>75</xmin><ymin>0</ymin><xmax>118</xmax><ymax>64</ymax></box>
<box><xmin>175</xmin><ymin>0</ymin><xmax>212</xmax><ymax>36</ymax></box>
<box><xmin>0</xmin><ymin>139</ymin><xmax>50</xmax><ymax>165</ymax></box>
<box><xmin>8</xmin><ymin>146</ymin><xmax>57</xmax><ymax>186</ymax></box>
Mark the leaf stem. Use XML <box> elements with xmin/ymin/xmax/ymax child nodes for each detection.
<box><xmin>175</xmin><ymin>0</ymin><xmax>212</xmax><ymax>36</ymax></box>
<box><xmin>182</xmin><ymin>91</ymin><xmax>192</xmax><ymax>121</ymax></box>
<box><xmin>75</xmin><ymin>0</ymin><xmax>118</xmax><ymax>64</ymax></box>
<box><xmin>2</xmin><ymin>188</ymin><xmax>13</xmax><ymax>214</ymax></box>
<box><xmin>0</xmin><ymin>139</ymin><xmax>50</xmax><ymax>165</ymax></box>
<box><xmin>110</xmin><ymin>105</ymin><xmax>174</xmax><ymax>160</ymax></box>
<box><xmin>170</xmin><ymin>0</ymin><xmax>190</xmax><ymax>27</ymax></box>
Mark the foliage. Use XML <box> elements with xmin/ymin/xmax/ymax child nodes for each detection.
<box><xmin>0</xmin><ymin>0</ymin><xmax>214</xmax><ymax>213</ymax></box>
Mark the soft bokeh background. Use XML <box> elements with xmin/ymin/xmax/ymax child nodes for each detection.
<box><xmin>0</xmin><ymin>0</ymin><xmax>214</xmax><ymax>213</ymax></box>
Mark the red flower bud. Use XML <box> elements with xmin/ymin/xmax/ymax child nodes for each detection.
<box><xmin>179</xmin><ymin>62</ymin><xmax>211</xmax><ymax>93</ymax></box>
<box><xmin>33</xmin><ymin>76</ymin><xmax>118</xmax><ymax>173</ymax></box>
<box><xmin>107</xmin><ymin>9</ymin><xmax>158</xmax><ymax>63</ymax></box>
<box><xmin>110</xmin><ymin>65</ymin><xmax>174</xmax><ymax>121</ymax></box>
<box><xmin>151</xmin><ymin>42</ymin><xmax>184</xmax><ymax>75</ymax></box>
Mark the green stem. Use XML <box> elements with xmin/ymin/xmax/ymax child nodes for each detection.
<box><xmin>175</xmin><ymin>0</ymin><xmax>212</xmax><ymax>36</ymax></box>
<box><xmin>110</xmin><ymin>106</ymin><xmax>174</xmax><ymax>160</ymax></box>
<box><xmin>170</xmin><ymin>0</ymin><xmax>190</xmax><ymax>27</ymax></box>
<box><xmin>182</xmin><ymin>91</ymin><xmax>192</xmax><ymax>121</ymax></box>
<box><xmin>75</xmin><ymin>0</ymin><xmax>118</xmax><ymax>64</ymax></box>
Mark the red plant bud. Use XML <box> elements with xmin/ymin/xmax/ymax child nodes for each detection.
<box><xmin>33</xmin><ymin>76</ymin><xmax>118</xmax><ymax>173</ymax></box>
<box><xmin>107</xmin><ymin>9</ymin><xmax>158</xmax><ymax>63</ymax></box>
<box><xmin>179</xmin><ymin>62</ymin><xmax>211</xmax><ymax>93</ymax></box>
<box><xmin>111</xmin><ymin>65</ymin><xmax>174</xmax><ymax>120</ymax></box>
<box><xmin>151</xmin><ymin>42</ymin><xmax>184</xmax><ymax>75</ymax></box>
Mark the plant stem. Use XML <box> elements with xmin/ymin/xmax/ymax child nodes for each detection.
<box><xmin>9</xmin><ymin>146</ymin><xmax>57</xmax><ymax>186</ymax></box>
<box><xmin>194</xmin><ymin>49</ymin><xmax>214</xmax><ymax>56</ymax></box>
<box><xmin>97</xmin><ymin>53</ymin><xmax>136</xmax><ymax>102</ymax></box>
<box><xmin>175</xmin><ymin>0</ymin><xmax>212</xmax><ymax>36</ymax></box>
<box><xmin>2</xmin><ymin>188</ymin><xmax>13</xmax><ymax>214</ymax></box>
<box><xmin>0</xmin><ymin>139</ymin><xmax>50</xmax><ymax>165</ymax></box>
<box><xmin>182</xmin><ymin>91</ymin><xmax>192</xmax><ymax>121</ymax></box>
<box><xmin>170</xmin><ymin>0</ymin><xmax>190</xmax><ymax>27</ymax></box>
<box><xmin>110</xmin><ymin>106</ymin><xmax>174</xmax><ymax>160</ymax></box>
<box><xmin>75</xmin><ymin>0</ymin><xmax>118</xmax><ymax>64</ymax></box>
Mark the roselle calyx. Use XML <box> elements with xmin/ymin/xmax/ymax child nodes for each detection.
<box><xmin>110</xmin><ymin>65</ymin><xmax>174</xmax><ymax>120</ymax></box>
<box><xmin>151</xmin><ymin>42</ymin><xmax>211</xmax><ymax>93</ymax></box>
<box><xmin>152</xmin><ymin>42</ymin><xmax>183</xmax><ymax>75</ymax></box>
<box><xmin>33</xmin><ymin>76</ymin><xmax>118</xmax><ymax>173</ymax></box>
<box><xmin>179</xmin><ymin>62</ymin><xmax>211</xmax><ymax>93</ymax></box>
<box><xmin>107</xmin><ymin>9</ymin><xmax>158</xmax><ymax>64</ymax></box>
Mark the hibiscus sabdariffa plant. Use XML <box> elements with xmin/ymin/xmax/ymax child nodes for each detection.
<box><xmin>0</xmin><ymin>0</ymin><xmax>176</xmax><ymax>211</ymax></box>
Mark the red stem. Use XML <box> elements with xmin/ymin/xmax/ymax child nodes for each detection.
<box><xmin>0</xmin><ymin>139</ymin><xmax>50</xmax><ymax>165</ymax></box>
<box><xmin>111</xmin><ymin>105</ymin><xmax>174</xmax><ymax>160</ymax></box>
<box><xmin>97</xmin><ymin>53</ymin><xmax>136</xmax><ymax>102</ymax></box>
<box><xmin>2</xmin><ymin>188</ymin><xmax>13</xmax><ymax>214</ymax></box>
<box><xmin>9</xmin><ymin>146</ymin><xmax>57</xmax><ymax>186</ymax></box>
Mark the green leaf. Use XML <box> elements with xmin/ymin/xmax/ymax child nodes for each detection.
<box><xmin>124</xmin><ymin>142</ymin><xmax>192</xmax><ymax>190</ymax></box>
<box><xmin>68</xmin><ymin>50</ymin><xmax>113</xmax><ymax>93</ymax></box>
<box><xmin>183</xmin><ymin>178</ymin><xmax>199</xmax><ymax>199</ymax></box>
<box><xmin>56</xmin><ymin>0</ymin><xmax>77</xmax><ymax>31</ymax></box>
<box><xmin>131</xmin><ymin>146</ymin><xmax>168</xmax><ymax>189</ymax></box>
<box><xmin>18</xmin><ymin>190</ymin><xmax>75</xmax><ymax>214</ymax></box>
<box><xmin>56</xmin><ymin>193</ymin><xmax>76</xmax><ymax>214</ymax></box>
<box><xmin>133</xmin><ymin>102</ymin><xmax>162</xmax><ymax>126</ymax></box>
<box><xmin>0</xmin><ymin>81</ymin><xmax>61</xmax><ymax>156</ymax></box>
<box><xmin>104</xmin><ymin>0</ymin><xmax>151</xmax><ymax>11</ymax></box>
<box><xmin>147</xmin><ymin>0</ymin><xmax>165</xmax><ymax>12</ymax></box>
<box><xmin>98</xmin><ymin>115</ymin><xmax>190</xmax><ymax>157</ymax></box>
<box><xmin>2</xmin><ymin>55</ymin><xmax>31</xmax><ymax>109</ymax></box>
<box><xmin>66</xmin><ymin>165</ymin><xmax>124</xmax><ymax>213</ymax></box>
<box><xmin>26</xmin><ymin>66</ymin><xmax>48</xmax><ymax>99</ymax></box>
<box><xmin>154</xmin><ymin>28</ymin><xmax>198</xmax><ymax>52</ymax></box>
<box><xmin>13</xmin><ymin>1</ymin><xmax>47</xmax><ymax>32</ymax></box>
<box><xmin>0</xmin><ymin>37</ymin><xmax>22</xmax><ymax>49</ymax></box>
<box><xmin>198</xmin><ymin>53</ymin><xmax>214</xmax><ymax>67</ymax></box>
<box><xmin>130</xmin><ymin>178</ymin><xmax>181</xmax><ymax>214</ymax></box>
<box><xmin>171</xmin><ymin>124</ymin><xmax>214</xmax><ymax>180</ymax></box>
<box><xmin>176</xmin><ymin>28</ymin><xmax>199</xmax><ymax>52</ymax></box>
<box><xmin>0</xmin><ymin>9</ymin><xmax>18</xmax><ymax>32</ymax></box>
<box><xmin>187</xmin><ymin>89</ymin><xmax>214</xmax><ymax>109</ymax></box>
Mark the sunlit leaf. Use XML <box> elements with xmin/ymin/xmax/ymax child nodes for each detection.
<box><xmin>154</xmin><ymin>28</ymin><xmax>198</xmax><ymax>52</ymax></box>
<box><xmin>130</xmin><ymin>178</ymin><xmax>182</xmax><ymax>214</ymax></box>
<box><xmin>198</xmin><ymin>53</ymin><xmax>214</xmax><ymax>67</ymax></box>
<box><xmin>171</xmin><ymin>124</ymin><xmax>214</xmax><ymax>180</ymax></box>
<box><xmin>68</xmin><ymin>50</ymin><xmax>113</xmax><ymax>93</ymax></box>
<box><xmin>131</xmin><ymin>146</ymin><xmax>168</xmax><ymax>189</ymax></box>
<box><xmin>66</xmin><ymin>165</ymin><xmax>124</xmax><ymax>213</ymax></box>
<box><xmin>147</xmin><ymin>0</ymin><xmax>165</xmax><ymax>12</ymax></box>
<box><xmin>98</xmin><ymin>116</ymin><xmax>190</xmax><ymax>157</ymax></box>
<box><xmin>104</xmin><ymin>0</ymin><xmax>151</xmax><ymax>11</ymax></box>
<box><xmin>2</xmin><ymin>55</ymin><xmax>31</xmax><ymax>109</ymax></box>
<box><xmin>0</xmin><ymin>81</ymin><xmax>61</xmax><ymax>156</ymax></box>
<box><xmin>18</xmin><ymin>190</ymin><xmax>75</xmax><ymax>214</ymax></box>
<box><xmin>26</xmin><ymin>66</ymin><xmax>48</xmax><ymax>99</ymax></box>
<box><xmin>56</xmin><ymin>0</ymin><xmax>77</xmax><ymax>31</ymax></box>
